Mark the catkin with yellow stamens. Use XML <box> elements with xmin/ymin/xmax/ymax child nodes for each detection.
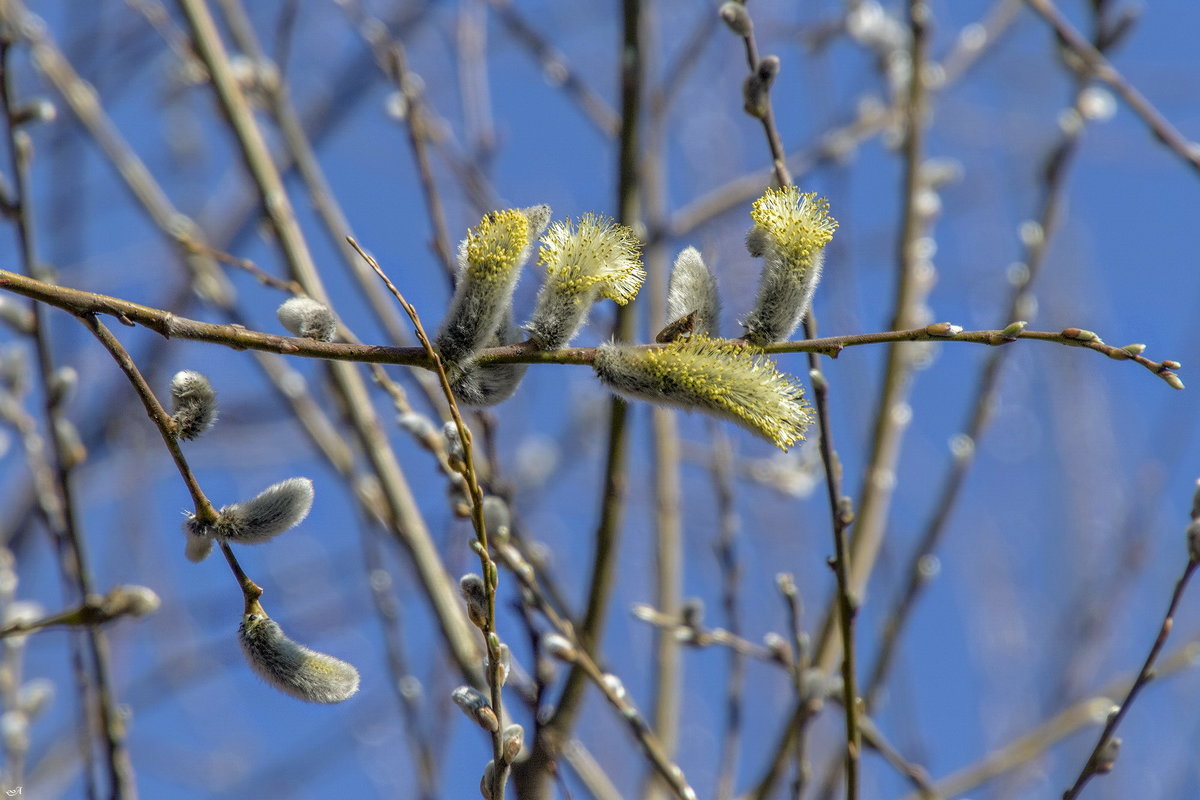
<box><xmin>742</xmin><ymin>186</ymin><xmax>838</xmax><ymax>345</ymax></box>
<box><xmin>525</xmin><ymin>214</ymin><xmax>645</xmax><ymax>350</ymax></box>
<box><xmin>593</xmin><ymin>338</ymin><xmax>812</xmax><ymax>451</ymax></box>
<box><xmin>239</xmin><ymin>611</ymin><xmax>360</xmax><ymax>703</ymax></box>
<box><xmin>436</xmin><ymin>207</ymin><xmax>546</xmax><ymax>366</ymax></box>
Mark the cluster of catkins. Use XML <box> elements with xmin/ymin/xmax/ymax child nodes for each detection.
<box><xmin>436</xmin><ymin>187</ymin><xmax>837</xmax><ymax>451</ymax></box>
<box><xmin>170</xmin><ymin>327</ymin><xmax>358</xmax><ymax>703</ymax></box>
<box><xmin>167</xmin><ymin>186</ymin><xmax>834</xmax><ymax>706</ymax></box>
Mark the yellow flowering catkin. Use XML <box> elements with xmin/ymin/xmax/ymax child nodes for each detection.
<box><xmin>743</xmin><ymin>186</ymin><xmax>838</xmax><ymax>345</ymax></box>
<box><xmin>525</xmin><ymin>214</ymin><xmax>645</xmax><ymax>349</ymax></box>
<box><xmin>593</xmin><ymin>337</ymin><xmax>812</xmax><ymax>451</ymax></box>
<box><xmin>436</xmin><ymin>207</ymin><xmax>545</xmax><ymax>366</ymax></box>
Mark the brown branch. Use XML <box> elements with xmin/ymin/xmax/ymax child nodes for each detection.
<box><xmin>0</xmin><ymin>269</ymin><xmax>1184</xmax><ymax>387</ymax></box>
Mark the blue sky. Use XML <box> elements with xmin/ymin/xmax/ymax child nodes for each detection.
<box><xmin>3</xmin><ymin>1</ymin><xmax>1200</xmax><ymax>798</ymax></box>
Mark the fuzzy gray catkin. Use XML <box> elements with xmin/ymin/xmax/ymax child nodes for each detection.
<box><xmin>169</xmin><ymin>370</ymin><xmax>217</xmax><ymax>440</ymax></box>
<box><xmin>741</xmin><ymin>187</ymin><xmax>838</xmax><ymax>345</ymax></box>
<box><xmin>215</xmin><ymin>477</ymin><xmax>314</xmax><ymax>544</ymax></box>
<box><xmin>183</xmin><ymin>477</ymin><xmax>314</xmax><ymax>562</ymax></box>
<box><xmin>448</xmin><ymin>309</ymin><xmax>528</xmax><ymax>406</ymax></box>
<box><xmin>665</xmin><ymin>247</ymin><xmax>720</xmax><ymax>338</ymax></box>
<box><xmin>276</xmin><ymin>297</ymin><xmax>337</xmax><ymax>342</ymax></box>
<box><xmin>239</xmin><ymin>612</ymin><xmax>360</xmax><ymax>703</ymax></box>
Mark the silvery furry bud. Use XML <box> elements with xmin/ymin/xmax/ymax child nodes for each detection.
<box><xmin>480</xmin><ymin>760</ymin><xmax>496</xmax><ymax>800</ymax></box>
<box><xmin>184</xmin><ymin>478</ymin><xmax>314</xmax><ymax>561</ymax></box>
<box><xmin>239</xmin><ymin>611</ymin><xmax>360</xmax><ymax>703</ymax></box>
<box><xmin>448</xmin><ymin>307</ymin><xmax>529</xmax><ymax>407</ymax></box>
<box><xmin>169</xmin><ymin>370</ymin><xmax>218</xmax><ymax>440</ymax></box>
<box><xmin>742</xmin><ymin>187</ymin><xmax>838</xmax><ymax>345</ymax></box>
<box><xmin>1187</xmin><ymin>519</ymin><xmax>1200</xmax><ymax>563</ymax></box>
<box><xmin>666</xmin><ymin>247</ymin><xmax>720</xmax><ymax>339</ymax></box>
<box><xmin>525</xmin><ymin>214</ymin><xmax>645</xmax><ymax>350</ymax></box>
<box><xmin>53</xmin><ymin>418</ymin><xmax>86</xmax><ymax>469</ymax></box>
<box><xmin>215</xmin><ymin>478</ymin><xmax>314</xmax><ymax>544</ymax></box>
<box><xmin>494</xmin><ymin>642</ymin><xmax>511</xmax><ymax>686</ymax></box>
<box><xmin>47</xmin><ymin>366</ymin><xmax>77</xmax><ymax>409</ymax></box>
<box><xmin>276</xmin><ymin>297</ymin><xmax>337</xmax><ymax>342</ymax></box>
<box><xmin>593</xmin><ymin>339</ymin><xmax>812</xmax><ymax>451</ymax></box>
<box><xmin>183</xmin><ymin>516</ymin><xmax>214</xmax><ymax>563</ymax></box>
<box><xmin>541</xmin><ymin>632</ymin><xmax>576</xmax><ymax>662</ymax></box>
<box><xmin>17</xmin><ymin>678</ymin><xmax>53</xmax><ymax>719</ymax></box>
<box><xmin>451</xmin><ymin>685</ymin><xmax>499</xmax><ymax>731</ymax></box>
<box><xmin>452</xmin><ymin>361</ymin><xmax>527</xmax><ymax>406</ymax></box>
<box><xmin>11</xmin><ymin>98</ymin><xmax>56</xmax><ymax>127</ymax></box>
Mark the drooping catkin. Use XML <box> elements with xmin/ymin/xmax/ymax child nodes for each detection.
<box><xmin>742</xmin><ymin>186</ymin><xmax>838</xmax><ymax>345</ymax></box>
<box><xmin>436</xmin><ymin>207</ymin><xmax>546</xmax><ymax>366</ymax></box>
<box><xmin>276</xmin><ymin>296</ymin><xmax>337</xmax><ymax>342</ymax></box>
<box><xmin>169</xmin><ymin>370</ymin><xmax>218</xmax><ymax>440</ymax></box>
<box><xmin>593</xmin><ymin>338</ymin><xmax>812</xmax><ymax>451</ymax></box>
<box><xmin>238</xmin><ymin>612</ymin><xmax>360</xmax><ymax>703</ymax></box>
<box><xmin>665</xmin><ymin>247</ymin><xmax>720</xmax><ymax>339</ymax></box>
<box><xmin>524</xmin><ymin>214</ymin><xmax>645</xmax><ymax>350</ymax></box>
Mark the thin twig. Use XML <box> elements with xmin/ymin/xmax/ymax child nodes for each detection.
<box><xmin>515</xmin><ymin>3</ymin><xmax>644</xmax><ymax>796</ymax></box>
<box><xmin>0</xmin><ymin>268</ymin><xmax>1185</xmax><ymax>387</ymax></box>
<box><xmin>726</xmin><ymin>3</ymin><xmax>861</xmax><ymax>793</ymax></box>
<box><xmin>864</xmin><ymin>5</ymin><xmax>1115</xmax><ymax>714</ymax></box>
<box><xmin>175</xmin><ymin>0</ymin><xmax>482</xmax><ymax>683</ymax></box>
<box><xmin>1062</xmin><ymin>554</ymin><xmax>1199</xmax><ymax>798</ymax></box>
<box><xmin>347</xmin><ymin>237</ymin><xmax>509</xmax><ymax>799</ymax></box>
<box><xmin>0</xmin><ymin>34</ymin><xmax>135</xmax><ymax>800</ymax></box>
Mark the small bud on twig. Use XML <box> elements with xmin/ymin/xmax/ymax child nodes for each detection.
<box><xmin>719</xmin><ymin>2</ymin><xmax>752</xmax><ymax>37</ymax></box>
<box><xmin>500</xmin><ymin>723</ymin><xmax>524</xmax><ymax>763</ymax></box>
<box><xmin>451</xmin><ymin>685</ymin><xmax>499</xmax><ymax>731</ymax></box>
<box><xmin>460</xmin><ymin>573</ymin><xmax>489</xmax><ymax>630</ymax></box>
<box><xmin>541</xmin><ymin>632</ymin><xmax>577</xmax><ymax>662</ymax></box>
